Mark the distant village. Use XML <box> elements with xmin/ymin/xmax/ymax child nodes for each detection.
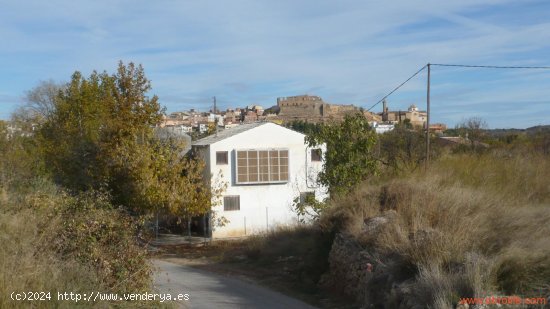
<box><xmin>159</xmin><ymin>94</ymin><xmax>447</xmax><ymax>136</ymax></box>
<box><xmin>3</xmin><ymin>94</ymin><xmax>448</xmax><ymax>139</ymax></box>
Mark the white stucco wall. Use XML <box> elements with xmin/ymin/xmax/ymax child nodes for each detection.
<box><xmin>203</xmin><ymin>123</ymin><xmax>328</xmax><ymax>238</ymax></box>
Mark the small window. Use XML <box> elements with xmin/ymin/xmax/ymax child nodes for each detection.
<box><xmin>216</xmin><ymin>151</ymin><xmax>228</xmax><ymax>165</ymax></box>
<box><xmin>299</xmin><ymin>192</ymin><xmax>315</xmax><ymax>204</ymax></box>
<box><xmin>224</xmin><ymin>196</ymin><xmax>240</xmax><ymax>211</ymax></box>
<box><xmin>311</xmin><ymin>148</ymin><xmax>322</xmax><ymax>162</ymax></box>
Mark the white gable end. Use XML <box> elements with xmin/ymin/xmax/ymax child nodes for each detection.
<box><xmin>193</xmin><ymin>122</ymin><xmax>328</xmax><ymax>238</ymax></box>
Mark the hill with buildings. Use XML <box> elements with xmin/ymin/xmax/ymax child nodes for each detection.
<box><xmin>159</xmin><ymin>94</ymin><xmax>442</xmax><ymax>136</ymax></box>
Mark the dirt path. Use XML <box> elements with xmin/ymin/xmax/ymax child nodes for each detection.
<box><xmin>152</xmin><ymin>259</ymin><xmax>318</xmax><ymax>309</ymax></box>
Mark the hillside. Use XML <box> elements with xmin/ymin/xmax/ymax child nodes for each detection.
<box><xmin>317</xmin><ymin>150</ymin><xmax>550</xmax><ymax>308</ymax></box>
<box><xmin>486</xmin><ymin>124</ymin><xmax>550</xmax><ymax>136</ymax></box>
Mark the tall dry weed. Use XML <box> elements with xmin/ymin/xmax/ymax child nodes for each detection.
<box><xmin>1</xmin><ymin>189</ymin><xmax>97</xmax><ymax>308</ymax></box>
<box><xmin>322</xmin><ymin>150</ymin><xmax>550</xmax><ymax>307</ymax></box>
<box><xmin>0</xmin><ymin>180</ymin><xmax>161</xmax><ymax>308</ymax></box>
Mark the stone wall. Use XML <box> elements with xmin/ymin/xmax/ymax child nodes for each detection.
<box><xmin>277</xmin><ymin>95</ymin><xmax>360</xmax><ymax>123</ymax></box>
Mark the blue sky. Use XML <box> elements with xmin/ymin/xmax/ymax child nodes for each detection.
<box><xmin>1</xmin><ymin>0</ymin><xmax>549</xmax><ymax>128</ymax></box>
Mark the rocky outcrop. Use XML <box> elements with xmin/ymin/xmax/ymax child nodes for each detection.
<box><xmin>319</xmin><ymin>233</ymin><xmax>374</xmax><ymax>301</ymax></box>
<box><xmin>320</xmin><ymin>211</ymin><xmax>430</xmax><ymax>308</ymax></box>
<box><xmin>363</xmin><ymin>210</ymin><xmax>397</xmax><ymax>234</ymax></box>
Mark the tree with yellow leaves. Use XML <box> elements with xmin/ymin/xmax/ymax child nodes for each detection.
<box><xmin>37</xmin><ymin>62</ymin><xmax>215</xmax><ymax>224</ymax></box>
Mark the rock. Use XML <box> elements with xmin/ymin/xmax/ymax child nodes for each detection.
<box><xmin>319</xmin><ymin>233</ymin><xmax>374</xmax><ymax>302</ymax></box>
<box><xmin>363</xmin><ymin>210</ymin><xmax>397</xmax><ymax>234</ymax></box>
<box><xmin>323</xmin><ymin>211</ymin><xmax>441</xmax><ymax>308</ymax></box>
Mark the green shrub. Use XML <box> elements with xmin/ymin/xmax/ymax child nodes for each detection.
<box><xmin>53</xmin><ymin>191</ymin><xmax>151</xmax><ymax>293</ymax></box>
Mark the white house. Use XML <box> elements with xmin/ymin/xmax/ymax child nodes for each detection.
<box><xmin>192</xmin><ymin>122</ymin><xmax>328</xmax><ymax>238</ymax></box>
<box><xmin>371</xmin><ymin>122</ymin><xmax>395</xmax><ymax>134</ymax></box>
<box><xmin>199</xmin><ymin>123</ymin><xmax>208</xmax><ymax>133</ymax></box>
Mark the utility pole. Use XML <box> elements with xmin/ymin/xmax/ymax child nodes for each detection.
<box><xmin>213</xmin><ymin>96</ymin><xmax>218</xmax><ymax>137</ymax></box>
<box><xmin>426</xmin><ymin>63</ymin><xmax>431</xmax><ymax>169</ymax></box>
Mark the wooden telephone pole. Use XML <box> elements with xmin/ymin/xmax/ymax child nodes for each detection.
<box><xmin>426</xmin><ymin>63</ymin><xmax>431</xmax><ymax>169</ymax></box>
<box><xmin>213</xmin><ymin>96</ymin><xmax>218</xmax><ymax>137</ymax></box>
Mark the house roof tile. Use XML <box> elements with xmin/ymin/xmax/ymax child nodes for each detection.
<box><xmin>192</xmin><ymin>122</ymin><xmax>268</xmax><ymax>146</ymax></box>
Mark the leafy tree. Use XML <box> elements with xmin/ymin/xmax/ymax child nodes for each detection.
<box><xmin>39</xmin><ymin>70</ymin><xmax>112</xmax><ymax>191</ymax></box>
<box><xmin>207</xmin><ymin>123</ymin><xmax>217</xmax><ymax>135</ymax></box>
<box><xmin>37</xmin><ymin>61</ymin><xmax>211</xmax><ymax>217</ymax></box>
<box><xmin>293</xmin><ymin>192</ymin><xmax>327</xmax><ymax>222</ymax></box>
<box><xmin>0</xmin><ymin>120</ymin><xmax>7</xmax><ymax>148</ymax></box>
<box><xmin>286</xmin><ymin>120</ymin><xmax>322</xmax><ymax>135</ymax></box>
<box><xmin>377</xmin><ymin>126</ymin><xmax>433</xmax><ymax>173</ymax></box>
<box><xmin>0</xmin><ymin>118</ymin><xmax>46</xmax><ymax>187</ymax></box>
<box><xmin>23</xmin><ymin>80</ymin><xmax>64</xmax><ymax>122</ymax></box>
<box><xmin>401</xmin><ymin>118</ymin><xmax>413</xmax><ymax>129</ymax></box>
<box><xmin>305</xmin><ymin>113</ymin><xmax>378</xmax><ymax>196</ymax></box>
<box><xmin>454</xmin><ymin>117</ymin><xmax>489</xmax><ymax>152</ymax></box>
<box><xmin>178</xmin><ymin>167</ymin><xmax>227</xmax><ymax>236</ymax></box>
<box><xmin>532</xmin><ymin>131</ymin><xmax>550</xmax><ymax>155</ymax></box>
<box><xmin>456</xmin><ymin>117</ymin><xmax>488</xmax><ymax>142</ymax></box>
<box><xmin>0</xmin><ymin>120</ymin><xmax>8</xmax><ymax>183</ymax></box>
<box><xmin>149</xmin><ymin>135</ymin><xmax>222</xmax><ymax>235</ymax></box>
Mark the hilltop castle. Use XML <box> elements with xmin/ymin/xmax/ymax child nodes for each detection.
<box><xmin>276</xmin><ymin>95</ymin><xmax>361</xmax><ymax>123</ymax></box>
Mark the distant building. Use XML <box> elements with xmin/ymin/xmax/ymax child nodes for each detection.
<box><xmin>162</xmin><ymin>95</ymin><xmax>419</xmax><ymax>133</ymax></box>
<box><xmin>276</xmin><ymin>95</ymin><xmax>359</xmax><ymax>123</ymax></box>
<box><xmin>405</xmin><ymin>104</ymin><xmax>427</xmax><ymax>128</ymax></box>
<box><xmin>159</xmin><ymin>111</ymin><xmax>192</xmax><ymax>127</ymax></box>
<box><xmin>224</xmin><ymin>109</ymin><xmax>239</xmax><ymax>125</ymax></box>
<box><xmin>429</xmin><ymin>123</ymin><xmax>447</xmax><ymax>134</ymax></box>
<box><xmin>4</xmin><ymin>121</ymin><xmax>37</xmax><ymax>138</ymax></box>
<box><xmin>180</xmin><ymin>125</ymin><xmax>193</xmax><ymax>133</ymax></box>
<box><xmin>243</xmin><ymin>110</ymin><xmax>258</xmax><ymax>123</ymax></box>
<box><xmin>364</xmin><ymin>111</ymin><xmax>382</xmax><ymax>123</ymax></box>
<box><xmin>371</xmin><ymin>122</ymin><xmax>395</xmax><ymax>134</ymax></box>
<box><xmin>248</xmin><ymin>105</ymin><xmax>264</xmax><ymax>116</ymax></box>
<box><xmin>380</xmin><ymin>100</ymin><xmax>428</xmax><ymax>128</ymax></box>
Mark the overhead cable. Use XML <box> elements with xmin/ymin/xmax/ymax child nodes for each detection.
<box><xmin>431</xmin><ymin>63</ymin><xmax>550</xmax><ymax>69</ymax></box>
<box><xmin>367</xmin><ymin>65</ymin><xmax>427</xmax><ymax>112</ymax></box>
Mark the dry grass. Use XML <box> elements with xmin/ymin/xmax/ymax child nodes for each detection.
<box><xmin>0</xmin><ymin>183</ymin><xmax>97</xmax><ymax>308</ymax></box>
<box><xmin>321</xmin><ymin>150</ymin><xmax>550</xmax><ymax>307</ymax></box>
<box><xmin>0</xmin><ymin>180</ymin><xmax>169</xmax><ymax>309</ymax></box>
<box><xmin>197</xmin><ymin>225</ymin><xmax>336</xmax><ymax>304</ymax></box>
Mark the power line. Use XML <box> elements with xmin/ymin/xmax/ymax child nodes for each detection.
<box><xmin>367</xmin><ymin>65</ymin><xmax>427</xmax><ymax>112</ymax></box>
<box><xmin>365</xmin><ymin>61</ymin><xmax>550</xmax><ymax>168</ymax></box>
<box><xmin>431</xmin><ymin>63</ymin><xmax>550</xmax><ymax>69</ymax></box>
<box><xmin>367</xmin><ymin>62</ymin><xmax>550</xmax><ymax>112</ymax></box>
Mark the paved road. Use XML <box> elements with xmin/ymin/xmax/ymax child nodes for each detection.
<box><xmin>152</xmin><ymin>259</ymin><xmax>318</xmax><ymax>309</ymax></box>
